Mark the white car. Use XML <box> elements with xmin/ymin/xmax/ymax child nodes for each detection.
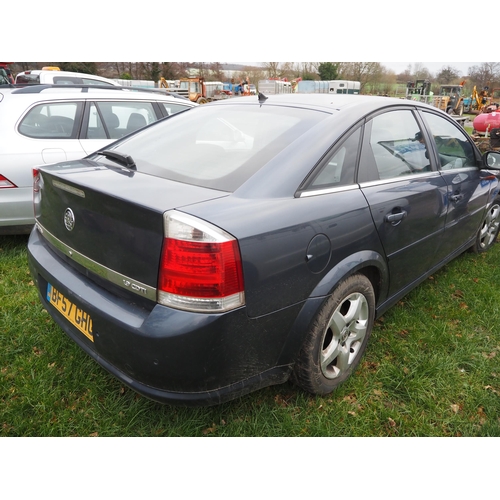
<box><xmin>0</xmin><ymin>84</ymin><xmax>196</xmax><ymax>235</ymax></box>
<box><xmin>15</xmin><ymin>69</ymin><xmax>120</xmax><ymax>87</ymax></box>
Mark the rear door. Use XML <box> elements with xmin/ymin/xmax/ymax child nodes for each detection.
<box><xmin>17</xmin><ymin>100</ymin><xmax>86</xmax><ymax>181</ymax></box>
<box><xmin>79</xmin><ymin>100</ymin><xmax>161</xmax><ymax>154</ymax></box>
<box><xmin>358</xmin><ymin>107</ymin><xmax>448</xmax><ymax>296</ymax></box>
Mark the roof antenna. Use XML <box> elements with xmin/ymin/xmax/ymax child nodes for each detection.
<box><xmin>258</xmin><ymin>92</ymin><xmax>268</xmax><ymax>104</ymax></box>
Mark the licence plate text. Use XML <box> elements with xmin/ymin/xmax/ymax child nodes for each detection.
<box><xmin>47</xmin><ymin>283</ymin><xmax>94</xmax><ymax>342</ymax></box>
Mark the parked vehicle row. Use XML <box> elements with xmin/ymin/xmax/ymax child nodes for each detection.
<box><xmin>26</xmin><ymin>92</ymin><xmax>500</xmax><ymax>405</ymax></box>
<box><xmin>0</xmin><ymin>84</ymin><xmax>196</xmax><ymax>234</ymax></box>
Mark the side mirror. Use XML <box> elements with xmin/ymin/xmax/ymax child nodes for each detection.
<box><xmin>484</xmin><ymin>151</ymin><xmax>500</xmax><ymax>170</ymax></box>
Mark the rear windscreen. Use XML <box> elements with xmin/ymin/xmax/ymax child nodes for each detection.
<box><xmin>106</xmin><ymin>103</ymin><xmax>329</xmax><ymax>192</ymax></box>
<box><xmin>16</xmin><ymin>74</ymin><xmax>41</xmax><ymax>84</ymax></box>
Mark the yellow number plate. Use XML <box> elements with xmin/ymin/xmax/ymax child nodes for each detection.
<box><xmin>47</xmin><ymin>283</ymin><xmax>94</xmax><ymax>342</ymax></box>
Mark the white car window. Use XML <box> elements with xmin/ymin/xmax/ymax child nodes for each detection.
<box><xmin>85</xmin><ymin>101</ymin><xmax>159</xmax><ymax>140</ymax></box>
<box><xmin>159</xmin><ymin>102</ymin><xmax>192</xmax><ymax>116</ymax></box>
<box><xmin>19</xmin><ymin>102</ymin><xmax>80</xmax><ymax>139</ymax></box>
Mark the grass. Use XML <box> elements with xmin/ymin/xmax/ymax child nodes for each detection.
<box><xmin>1</xmin><ymin>234</ymin><xmax>500</xmax><ymax>437</ymax></box>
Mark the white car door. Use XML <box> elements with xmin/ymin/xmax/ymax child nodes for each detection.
<box><xmin>79</xmin><ymin>101</ymin><xmax>159</xmax><ymax>156</ymax></box>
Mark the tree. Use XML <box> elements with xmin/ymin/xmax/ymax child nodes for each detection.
<box><xmin>264</xmin><ymin>62</ymin><xmax>281</xmax><ymax>79</ymax></box>
<box><xmin>150</xmin><ymin>62</ymin><xmax>161</xmax><ymax>82</ymax></box>
<box><xmin>59</xmin><ymin>62</ymin><xmax>97</xmax><ymax>74</ymax></box>
<box><xmin>160</xmin><ymin>62</ymin><xmax>190</xmax><ymax>80</ymax></box>
<box><xmin>339</xmin><ymin>62</ymin><xmax>384</xmax><ymax>92</ymax></box>
<box><xmin>436</xmin><ymin>65</ymin><xmax>460</xmax><ymax>84</ymax></box>
<box><xmin>209</xmin><ymin>62</ymin><xmax>226</xmax><ymax>81</ymax></box>
<box><xmin>412</xmin><ymin>62</ymin><xmax>432</xmax><ymax>81</ymax></box>
<box><xmin>318</xmin><ymin>62</ymin><xmax>338</xmax><ymax>81</ymax></box>
<box><xmin>468</xmin><ymin>62</ymin><xmax>500</xmax><ymax>90</ymax></box>
<box><xmin>240</xmin><ymin>66</ymin><xmax>267</xmax><ymax>86</ymax></box>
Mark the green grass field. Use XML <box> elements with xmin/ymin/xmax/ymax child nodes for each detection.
<box><xmin>1</xmin><ymin>233</ymin><xmax>499</xmax><ymax>437</ymax></box>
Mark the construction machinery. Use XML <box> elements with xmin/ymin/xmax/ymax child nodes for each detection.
<box><xmin>405</xmin><ymin>79</ymin><xmax>432</xmax><ymax>102</ymax></box>
<box><xmin>0</xmin><ymin>62</ymin><xmax>14</xmax><ymax>84</ymax></box>
<box><xmin>177</xmin><ymin>77</ymin><xmax>228</xmax><ymax>104</ymax></box>
<box><xmin>432</xmin><ymin>83</ymin><xmax>465</xmax><ymax>116</ymax></box>
<box><xmin>406</xmin><ymin>79</ymin><xmax>465</xmax><ymax>115</ymax></box>
<box><xmin>463</xmin><ymin>86</ymin><xmax>492</xmax><ymax>114</ymax></box>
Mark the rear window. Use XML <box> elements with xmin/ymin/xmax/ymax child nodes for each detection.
<box><xmin>19</xmin><ymin>102</ymin><xmax>81</xmax><ymax>138</ymax></box>
<box><xmin>16</xmin><ymin>73</ymin><xmax>41</xmax><ymax>85</ymax></box>
<box><xmin>108</xmin><ymin>104</ymin><xmax>328</xmax><ymax>191</ymax></box>
<box><xmin>53</xmin><ymin>76</ymin><xmax>115</xmax><ymax>86</ymax></box>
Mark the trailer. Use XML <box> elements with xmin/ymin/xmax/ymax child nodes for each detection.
<box><xmin>329</xmin><ymin>80</ymin><xmax>360</xmax><ymax>94</ymax></box>
<box><xmin>258</xmin><ymin>79</ymin><xmax>292</xmax><ymax>95</ymax></box>
<box><xmin>113</xmin><ymin>78</ymin><xmax>157</xmax><ymax>88</ymax></box>
<box><xmin>296</xmin><ymin>80</ymin><xmax>360</xmax><ymax>94</ymax></box>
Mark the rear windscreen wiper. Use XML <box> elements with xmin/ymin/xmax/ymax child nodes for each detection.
<box><xmin>100</xmin><ymin>150</ymin><xmax>137</xmax><ymax>170</ymax></box>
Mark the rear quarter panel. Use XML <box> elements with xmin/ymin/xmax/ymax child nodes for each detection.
<box><xmin>184</xmin><ymin>188</ymin><xmax>385</xmax><ymax>318</ymax></box>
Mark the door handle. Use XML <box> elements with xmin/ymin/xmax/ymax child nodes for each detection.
<box><xmin>385</xmin><ymin>210</ymin><xmax>407</xmax><ymax>225</ymax></box>
<box><xmin>450</xmin><ymin>193</ymin><xmax>463</xmax><ymax>203</ymax></box>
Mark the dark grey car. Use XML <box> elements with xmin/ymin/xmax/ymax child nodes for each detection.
<box><xmin>27</xmin><ymin>94</ymin><xmax>500</xmax><ymax>405</ymax></box>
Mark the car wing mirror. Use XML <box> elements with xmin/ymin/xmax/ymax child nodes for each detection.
<box><xmin>484</xmin><ymin>151</ymin><xmax>500</xmax><ymax>170</ymax></box>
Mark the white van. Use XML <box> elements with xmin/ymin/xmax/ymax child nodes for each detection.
<box><xmin>15</xmin><ymin>69</ymin><xmax>120</xmax><ymax>86</ymax></box>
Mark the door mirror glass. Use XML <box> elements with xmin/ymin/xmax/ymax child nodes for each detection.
<box><xmin>484</xmin><ymin>151</ymin><xmax>500</xmax><ymax>169</ymax></box>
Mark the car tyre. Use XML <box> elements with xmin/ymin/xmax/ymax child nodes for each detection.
<box><xmin>471</xmin><ymin>198</ymin><xmax>500</xmax><ymax>253</ymax></box>
<box><xmin>292</xmin><ymin>274</ymin><xmax>375</xmax><ymax>396</ymax></box>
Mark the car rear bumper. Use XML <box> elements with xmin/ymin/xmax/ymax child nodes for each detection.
<box><xmin>0</xmin><ymin>186</ymin><xmax>35</xmax><ymax>234</ymax></box>
<box><xmin>27</xmin><ymin>227</ymin><xmax>295</xmax><ymax>406</ymax></box>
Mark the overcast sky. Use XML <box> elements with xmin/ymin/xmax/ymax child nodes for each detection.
<box><xmin>6</xmin><ymin>6</ymin><xmax>494</xmax><ymax>77</ymax></box>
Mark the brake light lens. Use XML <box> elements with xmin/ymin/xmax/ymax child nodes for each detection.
<box><xmin>158</xmin><ymin>211</ymin><xmax>245</xmax><ymax>313</ymax></box>
<box><xmin>33</xmin><ymin>168</ymin><xmax>40</xmax><ymax>192</ymax></box>
<box><xmin>0</xmin><ymin>174</ymin><xmax>16</xmax><ymax>188</ymax></box>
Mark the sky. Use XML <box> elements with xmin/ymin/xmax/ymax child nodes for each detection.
<box><xmin>5</xmin><ymin>5</ymin><xmax>494</xmax><ymax>74</ymax></box>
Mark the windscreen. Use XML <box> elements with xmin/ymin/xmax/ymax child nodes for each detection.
<box><xmin>107</xmin><ymin>104</ymin><xmax>328</xmax><ymax>192</ymax></box>
<box><xmin>15</xmin><ymin>73</ymin><xmax>41</xmax><ymax>84</ymax></box>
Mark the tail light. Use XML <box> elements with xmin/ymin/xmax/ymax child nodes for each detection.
<box><xmin>33</xmin><ymin>168</ymin><xmax>40</xmax><ymax>192</ymax></box>
<box><xmin>158</xmin><ymin>211</ymin><xmax>245</xmax><ymax>313</ymax></box>
<box><xmin>33</xmin><ymin>168</ymin><xmax>43</xmax><ymax>218</ymax></box>
<box><xmin>0</xmin><ymin>174</ymin><xmax>16</xmax><ymax>189</ymax></box>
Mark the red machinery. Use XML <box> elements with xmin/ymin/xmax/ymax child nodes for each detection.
<box><xmin>0</xmin><ymin>62</ymin><xmax>15</xmax><ymax>83</ymax></box>
<box><xmin>472</xmin><ymin>103</ymin><xmax>500</xmax><ymax>134</ymax></box>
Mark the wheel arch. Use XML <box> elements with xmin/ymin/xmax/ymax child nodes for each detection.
<box><xmin>310</xmin><ymin>249</ymin><xmax>388</xmax><ymax>304</ymax></box>
<box><xmin>276</xmin><ymin>250</ymin><xmax>388</xmax><ymax>367</ymax></box>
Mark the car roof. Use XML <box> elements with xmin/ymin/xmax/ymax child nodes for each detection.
<box><xmin>1</xmin><ymin>84</ymin><xmax>194</xmax><ymax>103</ymax></box>
<box><xmin>214</xmin><ymin>93</ymin><xmax>406</xmax><ymax>110</ymax></box>
<box><xmin>211</xmin><ymin>93</ymin><xmax>440</xmax><ymax>121</ymax></box>
<box><xmin>15</xmin><ymin>69</ymin><xmax>119</xmax><ymax>84</ymax></box>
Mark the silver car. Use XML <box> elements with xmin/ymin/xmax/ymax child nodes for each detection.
<box><xmin>0</xmin><ymin>84</ymin><xmax>196</xmax><ymax>234</ymax></box>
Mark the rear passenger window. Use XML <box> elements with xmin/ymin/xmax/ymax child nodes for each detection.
<box><xmin>19</xmin><ymin>102</ymin><xmax>80</xmax><ymax>139</ymax></box>
<box><xmin>359</xmin><ymin>109</ymin><xmax>431</xmax><ymax>181</ymax></box>
<box><xmin>159</xmin><ymin>102</ymin><xmax>192</xmax><ymax>116</ymax></box>
<box><xmin>306</xmin><ymin>128</ymin><xmax>361</xmax><ymax>190</ymax></box>
<box><xmin>85</xmin><ymin>101</ymin><xmax>157</xmax><ymax>140</ymax></box>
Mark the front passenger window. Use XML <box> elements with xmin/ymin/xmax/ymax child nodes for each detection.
<box><xmin>422</xmin><ymin>111</ymin><xmax>476</xmax><ymax>170</ymax></box>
